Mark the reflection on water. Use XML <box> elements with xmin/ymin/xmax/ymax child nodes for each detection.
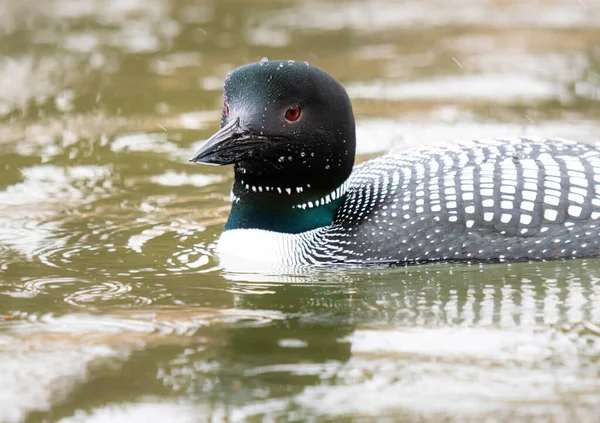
<box><xmin>3</xmin><ymin>261</ymin><xmax>600</xmax><ymax>421</ymax></box>
<box><xmin>0</xmin><ymin>0</ymin><xmax>599</xmax><ymax>421</ymax></box>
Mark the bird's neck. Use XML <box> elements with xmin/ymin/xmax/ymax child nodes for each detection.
<box><xmin>224</xmin><ymin>176</ymin><xmax>349</xmax><ymax>234</ymax></box>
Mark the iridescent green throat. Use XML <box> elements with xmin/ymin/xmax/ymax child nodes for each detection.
<box><xmin>224</xmin><ymin>195</ymin><xmax>346</xmax><ymax>234</ymax></box>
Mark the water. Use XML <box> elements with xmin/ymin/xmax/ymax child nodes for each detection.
<box><xmin>0</xmin><ymin>0</ymin><xmax>599</xmax><ymax>421</ymax></box>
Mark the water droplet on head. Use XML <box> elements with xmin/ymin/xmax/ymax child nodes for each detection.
<box><xmin>287</xmin><ymin>60</ymin><xmax>295</xmax><ymax>65</ymax></box>
<box><xmin>260</xmin><ymin>57</ymin><xmax>269</xmax><ymax>63</ymax></box>
<box><xmin>278</xmin><ymin>156</ymin><xmax>285</xmax><ymax>163</ymax></box>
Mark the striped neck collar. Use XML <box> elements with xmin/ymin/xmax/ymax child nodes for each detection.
<box><xmin>225</xmin><ymin>180</ymin><xmax>349</xmax><ymax>233</ymax></box>
<box><xmin>292</xmin><ymin>180</ymin><xmax>349</xmax><ymax>210</ymax></box>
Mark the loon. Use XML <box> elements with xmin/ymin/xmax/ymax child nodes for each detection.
<box><xmin>190</xmin><ymin>60</ymin><xmax>600</xmax><ymax>266</ymax></box>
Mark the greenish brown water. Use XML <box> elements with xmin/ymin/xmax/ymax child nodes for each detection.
<box><xmin>1</xmin><ymin>0</ymin><xmax>600</xmax><ymax>421</ymax></box>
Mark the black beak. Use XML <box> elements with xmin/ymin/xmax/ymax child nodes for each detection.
<box><xmin>189</xmin><ymin>117</ymin><xmax>268</xmax><ymax>165</ymax></box>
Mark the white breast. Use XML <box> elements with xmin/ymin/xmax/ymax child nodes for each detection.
<box><xmin>216</xmin><ymin>229</ymin><xmax>304</xmax><ymax>266</ymax></box>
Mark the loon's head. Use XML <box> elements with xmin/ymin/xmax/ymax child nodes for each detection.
<box><xmin>190</xmin><ymin>61</ymin><xmax>355</xmax><ymax>218</ymax></box>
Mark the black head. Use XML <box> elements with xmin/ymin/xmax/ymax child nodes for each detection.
<box><xmin>190</xmin><ymin>60</ymin><xmax>356</xmax><ymax>205</ymax></box>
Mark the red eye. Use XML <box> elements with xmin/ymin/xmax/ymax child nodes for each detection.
<box><xmin>284</xmin><ymin>104</ymin><xmax>301</xmax><ymax>122</ymax></box>
<box><xmin>224</xmin><ymin>102</ymin><xmax>230</xmax><ymax>117</ymax></box>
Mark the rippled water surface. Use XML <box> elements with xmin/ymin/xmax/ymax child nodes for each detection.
<box><xmin>1</xmin><ymin>0</ymin><xmax>600</xmax><ymax>421</ymax></box>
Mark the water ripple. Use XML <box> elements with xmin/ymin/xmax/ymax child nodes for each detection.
<box><xmin>64</xmin><ymin>281</ymin><xmax>152</xmax><ymax>307</ymax></box>
<box><xmin>4</xmin><ymin>277</ymin><xmax>151</xmax><ymax>308</ymax></box>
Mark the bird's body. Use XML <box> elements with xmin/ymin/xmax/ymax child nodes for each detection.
<box><xmin>218</xmin><ymin>138</ymin><xmax>600</xmax><ymax>265</ymax></box>
<box><xmin>190</xmin><ymin>60</ymin><xmax>600</xmax><ymax>266</ymax></box>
